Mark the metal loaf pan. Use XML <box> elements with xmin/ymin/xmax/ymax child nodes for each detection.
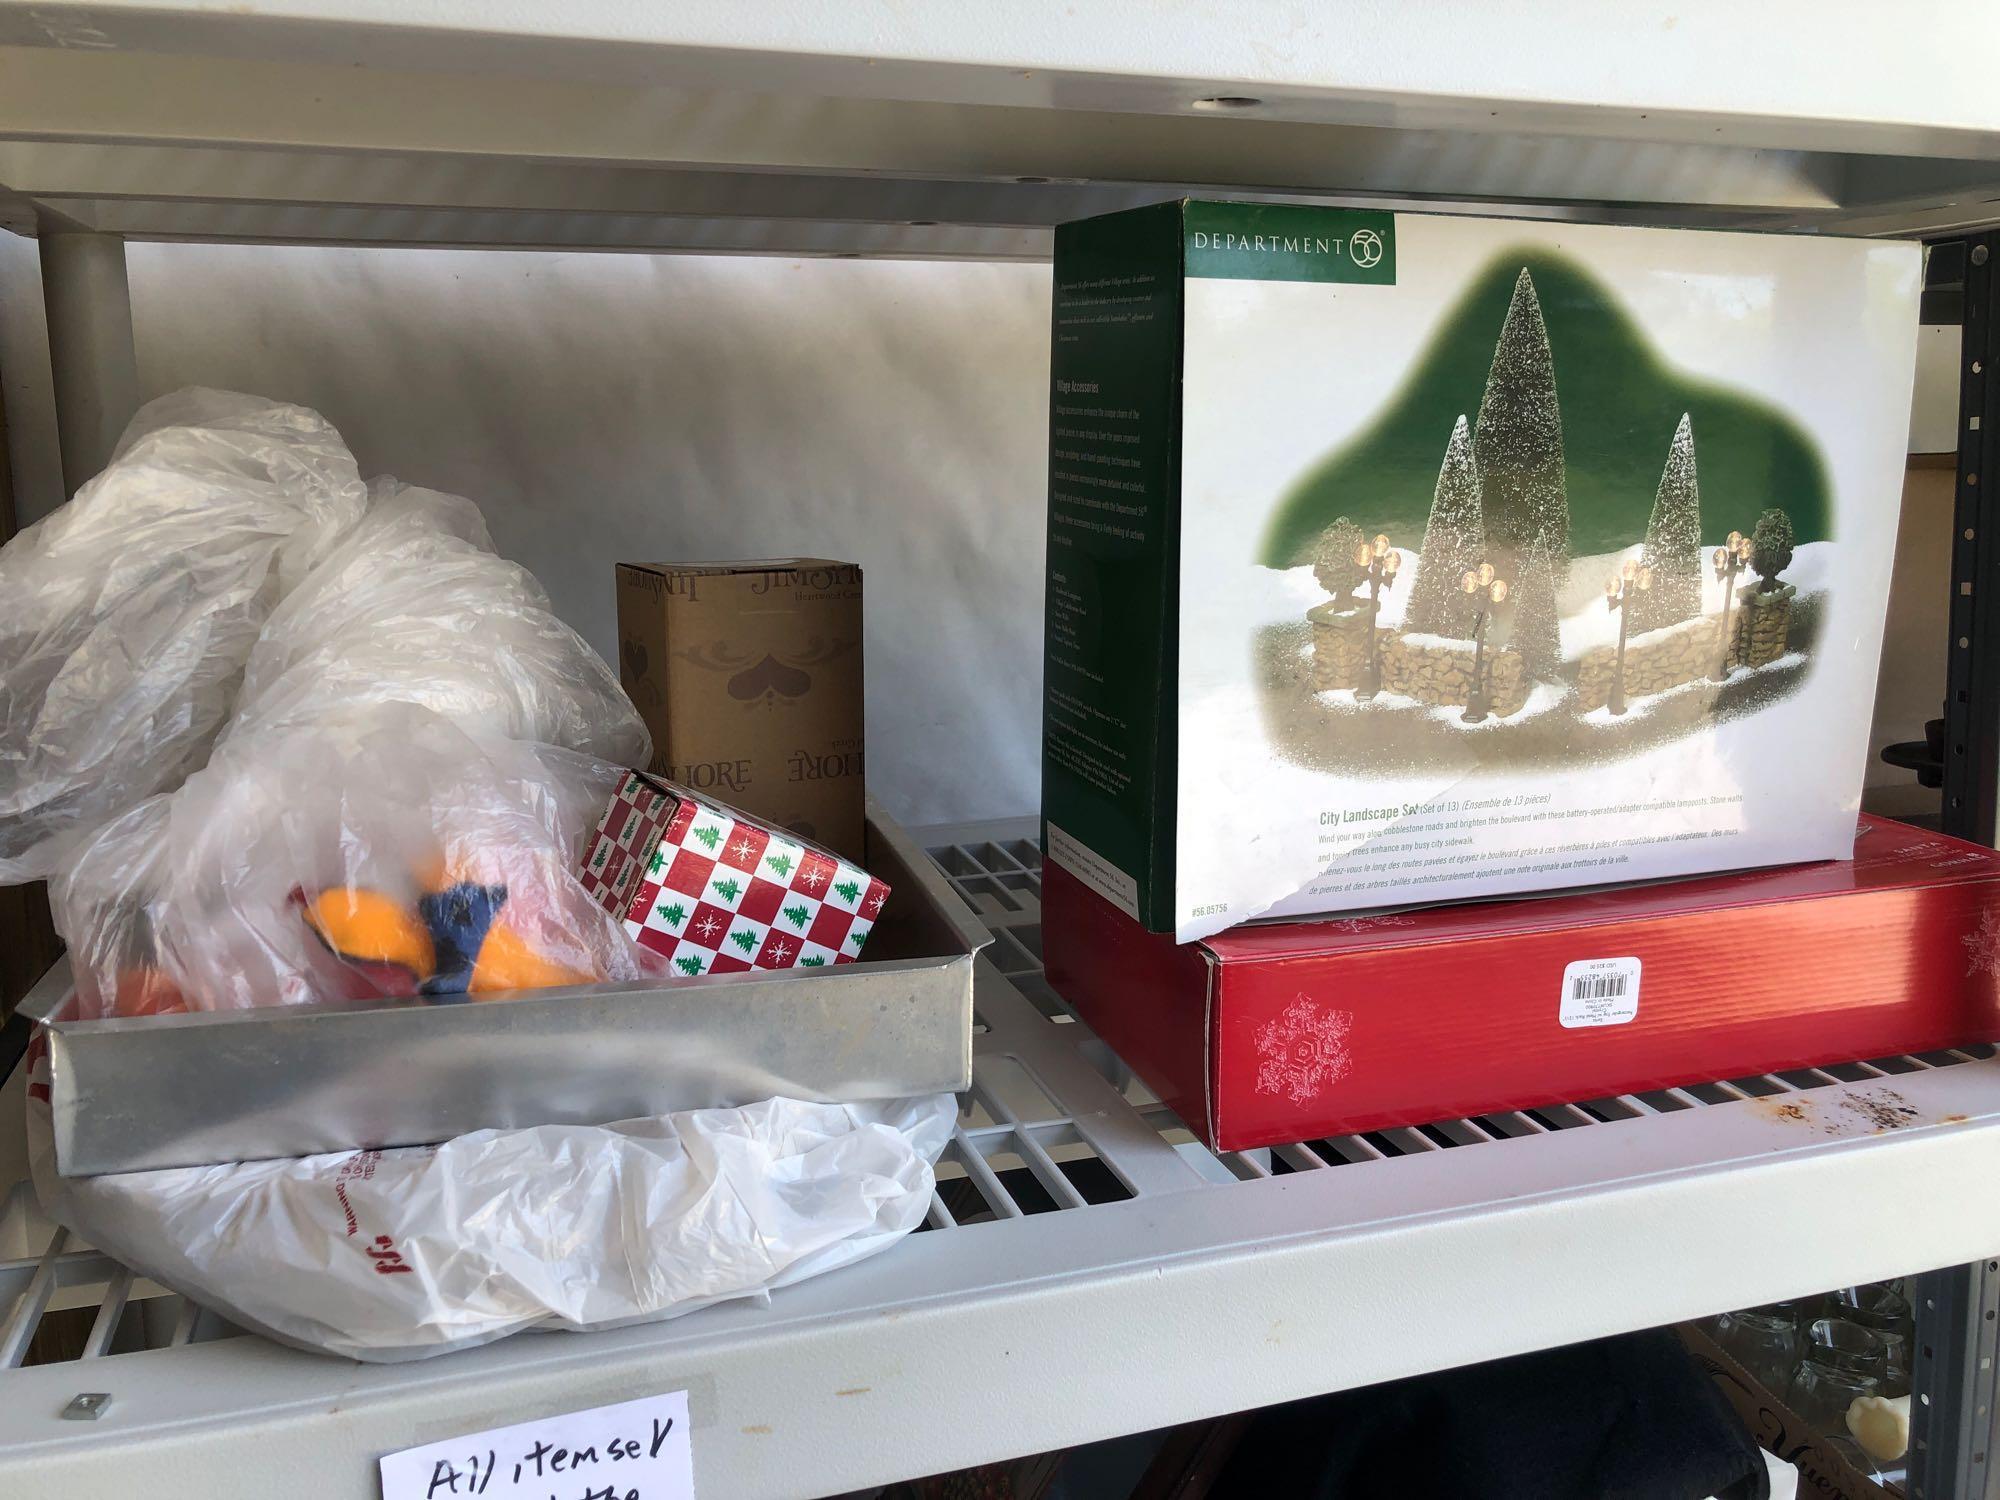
<box><xmin>26</xmin><ymin>806</ymin><xmax>988</xmax><ymax>1177</ymax></box>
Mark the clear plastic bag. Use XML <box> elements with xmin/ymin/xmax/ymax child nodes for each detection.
<box><xmin>225</xmin><ymin>481</ymin><xmax>647</xmax><ymax>764</ymax></box>
<box><xmin>9</xmin><ymin>387</ymin><xmax>653</xmax><ymax>1013</ymax></box>
<box><xmin>56</xmin><ymin>703</ymin><xmax>667</xmax><ymax>1017</ymax></box>
<box><xmin>31</xmin><ymin>1083</ymin><xmax>956</xmax><ymax>1362</ymax></box>
<box><xmin>0</xmin><ymin>390</ymin><xmax>369</xmax><ymax>881</ymax></box>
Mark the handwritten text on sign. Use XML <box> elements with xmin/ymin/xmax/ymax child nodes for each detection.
<box><xmin>379</xmin><ymin>1390</ymin><xmax>695</xmax><ymax>1500</ymax></box>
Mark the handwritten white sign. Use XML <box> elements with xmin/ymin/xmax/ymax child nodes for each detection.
<box><xmin>380</xmin><ymin>1390</ymin><xmax>694</xmax><ymax>1500</ymax></box>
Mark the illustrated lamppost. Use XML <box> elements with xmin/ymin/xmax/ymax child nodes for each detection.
<box><xmin>1603</xmin><ymin>559</ymin><xmax>1654</xmax><ymax>716</ymax></box>
<box><xmin>1711</xmin><ymin>530</ymin><xmax>1754</xmax><ymax>681</ymax></box>
<box><xmin>1352</xmin><ymin>532</ymin><xmax>1402</xmax><ymax>700</ymax></box>
<box><xmin>1459</xmin><ymin>562</ymin><xmax>1509</xmax><ymax>724</ymax></box>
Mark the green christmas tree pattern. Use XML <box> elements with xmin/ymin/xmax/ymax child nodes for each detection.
<box><xmin>1405</xmin><ymin>414</ymin><xmax>1486</xmax><ymax>638</ymax></box>
<box><xmin>764</xmin><ymin>852</ymin><xmax>795</xmax><ymax>878</ymax></box>
<box><xmin>692</xmin><ymin>825</ymin><xmax>722</xmax><ymax>851</ymax></box>
<box><xmin>1630</xmin><ymin>412</ymin><xmax>1703</xmax><ymax>632</ymax></box>
<box><xmin>730</xmin><ymin>930</ymin><xmax>757</xmax><ymax>954</ymax></box>
<box><xmin>675</xmin><ymin>954</ymin><xmax>705</xmax><ymax>976</ymax></box>
<box><xmin>799</xmin><ymin>956</ymin><xmax>827</xmax><ymax>967</ymax></box>
<box><xmin>847</xmin><ymin>929</ymin><xmax>868</xmax><ymax>951</ymax></box>
<box><xmin>1508</xmin><ymin>541</ymin><xmax>1563</xmax><ymax>683</ymax></box>
<box><xmin>1475</xmin><ymin>268</ymin><xmax>1569</xmax><ymax>571</ymax></box>
<box><xmin>711</xmin><ymin>875</ymin><xmax>743</xmax><ymax>903</ymax></box>
<box><xmin>834</xmin><ymin>879</ymin><xmax>861</xmax><ymax>904</ymax></box>
<box><xmin>648</xmin><ymin>848</ymin><xmax>668</xmax><ymax>876</ymax></box>
<box><xmin>783</xmin><ymin>902</ymin><xmax>811</xmax><ymax>929</ymax></box>
<box><xmin>656</xmin><ymin>900</ymin><xmax>687</xmax><ymax>927</ymax></box>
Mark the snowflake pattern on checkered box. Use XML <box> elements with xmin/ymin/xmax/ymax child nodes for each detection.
<box><xmin>578</xmin><ymin>771</ymin><xmax>889</xmax><ymax>978</ymax></box>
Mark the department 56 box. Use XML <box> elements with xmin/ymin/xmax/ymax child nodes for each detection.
<box><xmin>1043</xmin><ymin>202</ymin><xmax>1920</xmax><ymax>940</ymax></box>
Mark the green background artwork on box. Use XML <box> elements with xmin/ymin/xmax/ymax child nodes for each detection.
<box><xmin>1260</xmin><ymin>247</ymin><xmax>1833</xmax><ymax>566</ymax></box>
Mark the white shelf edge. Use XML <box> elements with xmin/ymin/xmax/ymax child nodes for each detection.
<box><xmin>1</xmin><ymin>19</ymin><xmax>1999</xmax><ymax>248</ymax></box>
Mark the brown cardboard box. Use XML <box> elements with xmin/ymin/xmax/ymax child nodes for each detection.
<box><xmin>616</xmin><ymin>559</ymin><xmax>865</xmax><ymax>858</ymax></box>
<box><xmin>1677</xmin><ymin>1323</ymin><xmax>1895</xmax><ymax>1500</ymax></box>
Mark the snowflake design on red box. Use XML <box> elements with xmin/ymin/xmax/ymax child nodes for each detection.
<box><xmin>1964</xmin><ymin>909</ymin><xmax>2000</xmax><ymax>979</ymax></box>
<box><xmin>1253</xmin><ymin>996</ymin><xmax>1354</xmax><ymax>1105</ymax></box>
<box><xmin>578</xmin><ymin>772</ymin><xmax>889</xmax><ymax>978</ymax></box>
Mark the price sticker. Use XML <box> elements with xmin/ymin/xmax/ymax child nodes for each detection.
<box><xmin>1558</xmin><ymin>956</ymin><xmax>1641</xmax><ymax>1029</ymax></box>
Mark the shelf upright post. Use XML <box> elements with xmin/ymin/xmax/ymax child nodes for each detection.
<box><xmin>1912</xmin><ymin>228</ymin><xmax>2000</xmax><ymax>1500</ymax></box>
<box><xmin>1943</xmin><ymin>231</ymin><xmax>2000</xmax><ymax>848</ymax></box>
<box><xmin>1910</xmin><ymin>1259</ymin><xmax>2000</xmax><ymax>1500</ymax></box>
<box><xmin>37</xmin><ymin>226</ymin><xmax>139</xmax><ymax>498</ymax></box>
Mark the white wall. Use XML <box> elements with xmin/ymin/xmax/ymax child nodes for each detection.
<box><xmin>0</xmin><ymin>239</ymin><xmax>1053</xmax><ymax>827</ymax></box>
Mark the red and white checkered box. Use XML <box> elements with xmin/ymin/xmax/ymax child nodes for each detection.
<box><xmin>577</xmin><ymin>771</ymin><xmax>890</xmax><ymax>978</ymax></box>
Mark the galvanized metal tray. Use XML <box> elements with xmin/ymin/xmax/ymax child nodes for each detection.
<box><xmin>24</xmin><ymin>806</ymin><xmax>988</xmax><ymax>1177</ymax></box>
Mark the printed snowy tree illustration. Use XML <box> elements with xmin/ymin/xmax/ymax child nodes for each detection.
<box><xmin>647</xmin><ymin>848</ymin><xmax>667</xmax><ymax>875</ymax></box>
<box><xmin>710</xmin><ymin>875</ymin><xmax>742</xmax><ymax>903</ymax></box>
<box><xmin>783</xmin><ymin>902</ymin><xmax>811</xmax><ymax>929</ymax></box>
<box><xmin>656</xmin><ymin>900</ymin><xmax>687</xmax><ymax>927</ymax></box>
<box><xmin>848</xmin><ymin>929</ymin><xmax>868</xmax><ymax>951</ymax></box>
<box><xmin>1631</xmin><ymin>413</ymin><xmax>1703</xmax><ymax>631</ymax></box>
<box><xmin>834</xmin><ymin>879</ymin><xmax>861</xmax><ymax>904</ymax></box>
<box><xmin>1406</xmin><ymin>414</ymin><xmax>1486</xmax><ymax>636</ymax></box>
<box><xmin>730</xmin><ymin>930</ymin><xmax>757</xmax><ymax>954</ymax></box>
<box><xmin>1749</xmin><ymin>507</ymin><xmax>1795</xmax><ymax>592</ymax></box>
<box><xmin>675</xmin><ymin>955</ymin><xmax>705</xmax><ymax>976</ymax></box>
<box><xmin>692</xmin><ymin>825</ymin><xmax>722</xmax><ymax>851</ymax></box>
<box><xmin>1474</xmin><ymin>268</ymin><xmax>1570</xmax><ymax>569</ymax></box>
<box><xmin>1311</xmin><ymin>517</ymin><xmax>1370</xmax><ymax>604</ymax></box>
<box><xmin>799</xmin><ymin>955</ymin><xmax>827</xmax><ymax>967</ymax></box>
<box><xmin>1508</xmin><ymin>541</ymin><xmax>1563</xmax><ymax>683</ymax></box>
<box><xmin>764</xmin><ymin>852</ymin><xmax>794</xmax><ymax>878</ymax></box>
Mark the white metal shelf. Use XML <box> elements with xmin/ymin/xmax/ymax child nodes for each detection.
<box><xmin>2</xmin><ymin>2</ymin><xmax>2000</xmax><ymax>251</ymax></box>
<box><xmin>2</xmin><ymin>820</ymin><xmax>1998</xmax><ymax>1497</ymax></box>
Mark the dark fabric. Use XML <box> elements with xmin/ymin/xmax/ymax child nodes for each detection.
<box><xmin>1210</xmin><ymin>1329</ymin><xmax>1769</xmax><ymax>1500</ymax></box>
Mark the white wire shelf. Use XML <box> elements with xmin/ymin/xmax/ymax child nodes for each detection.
<box><xmin>0</xmin><ymin>3</ymin><xmax>1998</xmax><ymax>249</ymax></box>
<box><xmin>2</xmin><ymin>818</ymin><xmax>1999</xmax><ymax>1496</ymax></box>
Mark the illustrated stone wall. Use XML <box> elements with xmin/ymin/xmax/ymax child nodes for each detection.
<box><xmin>1732</xmin><ymin>583</ymin><xmax>1794</xmax><ymax>669</ymax></box>
<box><xmin>1574</xmin><ymin>613</ymin><xmax>1718</xmax><ymax>712</ymax></box>
<box><xmin>1309</xmin><ymin>602</ymin><xmax>1373</xmax><ymax>692</ymax></box>
<box><xmin>1310</xmin><ymin>576</ymin><xmax>1801</xmax><ymax>723</ymax></box>
<box><xmin>1380</xmin><ymin>634</ymin><xmax>1529</xmax><ymax>716</ymax></box>
<box><xmin>1311</xmin><ymin>601</ymin><xmax>1529</xmax><ymax>715</ymax></box>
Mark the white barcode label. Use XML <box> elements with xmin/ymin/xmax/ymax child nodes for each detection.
<box><xmin>1559</xmin><ymin>957</ymin><xmax>1641</xmax><ymax>1029</ymax></box>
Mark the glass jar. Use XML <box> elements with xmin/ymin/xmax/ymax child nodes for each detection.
<box><xmin>1717</xmin><ymin>1307</ymin><xmax>1801</xmax><ymax>1393</ymax></box>
<box><xmin>1788</xmin><ymin>1318</ymin><xmax>1885</xmax><ymax>1436</ymax></box>
<box><xmin>1833</xmin><ymin>1285</ymin><xmax>1914</xmax><ymax>1397</ymax></box>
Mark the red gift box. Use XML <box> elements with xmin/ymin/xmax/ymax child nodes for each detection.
<box><xmin>1045</xmin><ymin>815</ymin><xmax>2000</xmax><ymax>1152</ymax></box>
<box><xmin>578</xmin><ymin>771</ymin><xmax>889</xmax><ymax>977</ymax></box>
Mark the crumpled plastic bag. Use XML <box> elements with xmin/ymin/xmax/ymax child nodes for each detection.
<box><xmin>0</xmin><ymin>389</ymin><xmax>368</xmax><ymax>881</ymax></box>
<box><xmin>223</xmin><ymin>481</ymin><xmax>645</xmax><ymax>764</ymax></box>
<box><xmin>6</xmin><ymin>387</ymin><xmax>655</xmax><ymax>1014</ymax></box>
<box><xmin>56</xmin><ymin>702</ymin><xmax>668</xmax><ymax>1016</ymax></box>
<box><xmin>31</xmin><ymin>1087</ymin><xmax>956</xmax><ymax>1361</ymax></box>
